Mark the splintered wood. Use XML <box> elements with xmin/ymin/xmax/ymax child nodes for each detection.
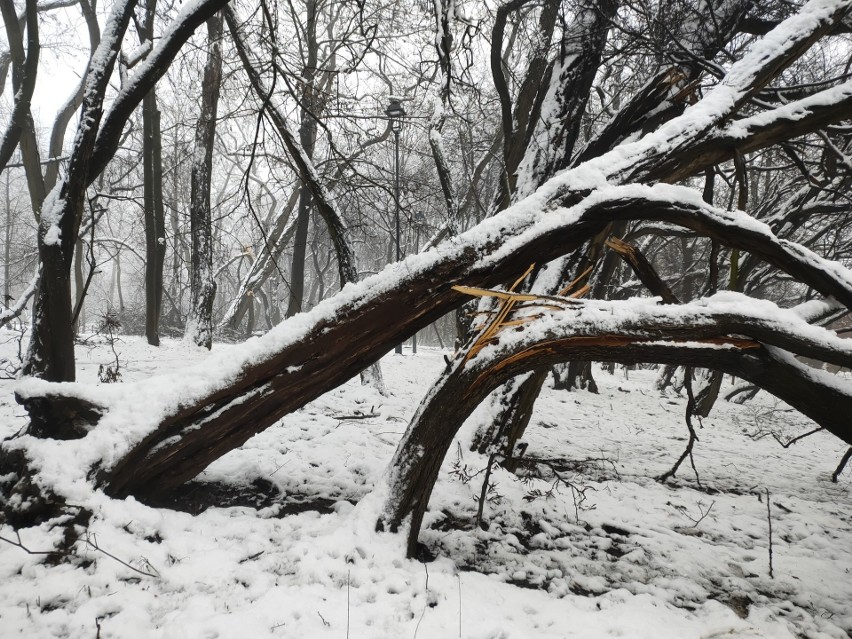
<box><xmin>454</xmin><ymin>263</ymin><xmax>761</xmax><ymax>366</ymax></box>
<box><xmin>453</xmin><ymin>264</ymin><xmax>589</xmax><ymax>362</ymax></box>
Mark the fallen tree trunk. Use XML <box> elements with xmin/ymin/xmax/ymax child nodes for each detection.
<box><xmin>17</xmin><ymin>0</ymin><xmax>852</xmax><ymax>500</ymax></box>
<box><xmin>17</xmin><ymin>185</ymin><xmax>852</xmax><ymax>500</ymax></box>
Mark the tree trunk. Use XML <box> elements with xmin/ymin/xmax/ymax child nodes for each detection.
<box><xmin>185</xmin><ymin>13</ymin><xmax>223</xmax><ymax>349</ymax></box>
<box><xmin>458</xmin><ymin>0</ymin><xmax>755</xmax><ymax>457</ymax></box>
<box><xmin>141</xmin><ymin>0</ymin><xmax>166</xmax><ymax>346</ymax></box>
<box><xmin>694</xmin><ymin>370</ymin><xmax>724</xmax><ymax>418</ymax></box>
<box><xmin>21</xmin><ymin>0</ymin><xmax>228</xmax><ymax>383</ymax></box>
<box><xmin>23</xmin><ymin>0</ymin><xmax>852</xmax><ymax>486</ymax></box>
<box><xmin>469</xmin><ymin>369</ymin><xmax>548</xmax><ymax>466</ymax></box>
<box><xmin>0</xmin><ymin>0</ymin><xmax>38</xmax><ymax>176</ymax></box>
<box><xmin>552</xmin><ymin>360</ymin><xmax>598</xmax><ymax>393</ymax></box>
<box><xmin>23</xmin><ymin>0</ymin><xmax>137</xmax><ymax>383</ymax></box>
<box><xmin>286</xmin><ymin>188</ymin><xmax>312</xmax><ymax>317</ymax></box>
<box><xmin>72</xmin><ymin>238</ymin><xmax>84</xmax><ymax>335</ymax></box>
<box><xmin>285</xmin><ymin>0</ymin><xmax>318</xmax><ymax>318</ymax></box>
<box><xmin>3</xmin><ymin>171</ymin><xmax>11</xmax><ymax>311</ymax></box>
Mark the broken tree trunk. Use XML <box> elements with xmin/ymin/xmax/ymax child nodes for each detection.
<box><xmin>379</xmin><ymin>296</ymin><xmax>852</xmax><ymax>556</ymax></box>
<box><xmin>20</xmin><ymin>0</ymin><xmax>852</xmax><ymax>498</ymax></box>
<box><xmin>20</xmin><ymin>183</ymin><xmax>852</xmax><ymax>500</ymax></box>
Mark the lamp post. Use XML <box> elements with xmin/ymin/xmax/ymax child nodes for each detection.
<box><xmin>385</xmin><ymin>97</ymin><xmax>405</xmax><ymax>354</ymax></box>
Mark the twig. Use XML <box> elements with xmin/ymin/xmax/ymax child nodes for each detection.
<box><xmin>0</xmin><ymin>530</ymin><xmax>60</xmax><ymax>556</ymax></box>
<box><xmin>83</xmin><ymin>531</ymin><xmax>159</xmax><ymax>578</ymax></box>
<box><xmin>672</xmin><ymin>500</ymin><xmax>716</xmax><ymax>528</ymax></box>
<box><xmin>457</xmin><ymin>573</ymin><xmax>462</xmax><ymax>638</ymax></box>
<box><xmin>765</xmin><ymin>488</ymin><xmax>774</xmax><ymax>579</ymax></box>
<box><xmin>657</xmin><ymin>367</ymin><xmax>701</xmax><ymax>486</ymax></box>
<box><xmin>70</xmin><ymin>196</ymin><xmax>102</xmax><ymax>327</ymax></box>
<box><xmin>475</xmin><ymin>453</ymin><xmax>498</xmax><ymax>529</ymax></box>
<box><xmin>693</xmin><ymin>500</ymin><xmax>715</xmax><ymax>527</ymax></box>
<box><xmin>317</xmin><ymin>611</ymin><xmax>330</xmax><ymax>627</ymax></box>
<box><xmin>772</xmin><ymin>426</ymin><xmax>823</xmax><ymax>448</ymax></box>
<box><xmin>518</xmin><ymin>459</ymin><xmax>596</xmax><ymax>522</ymax></box>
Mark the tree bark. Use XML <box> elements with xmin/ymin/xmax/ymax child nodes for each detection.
<box><xmin>139</xmin><ymin>1</ymin><xmax>166</xmax><ymax>346</ymax></box>
<box><xmin>21</xmin><ymin>0</ymin><xmax>228</xmax><ymax>382</ymax></box>
<box><xmin>185</xmin><ymin>13</ymin><xmax>223</xmax><ymax>349</ymax></box>
<box><xmin>285</xmin><ymin>0</ymin><xmax>319</xmax><ymax>318</ymax></box>
<box><xmin>22</xmin><ymin>0</ymin><xmax>852</xmax><ymax>493</ymax></box>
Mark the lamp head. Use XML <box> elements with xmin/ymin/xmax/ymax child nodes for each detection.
<box><xmin>385</xmin><ymin>98</ymin><xmax>406</xmax><ymax>130</ymax></box>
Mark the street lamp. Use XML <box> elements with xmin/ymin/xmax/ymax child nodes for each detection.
<box><xmin>386</xmin><ymin>97</ymin><xmax>405</xmax><ymax>354</ymax></box>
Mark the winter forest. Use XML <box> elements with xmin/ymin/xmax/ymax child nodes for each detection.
<box><xmin>1</xmin><ymin>0</ymin><xmax>852</xmax><ymax>636</ymax></box>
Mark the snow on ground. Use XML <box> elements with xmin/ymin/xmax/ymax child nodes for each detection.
<box><xmin>1</xmin><ymin>330</ymin><xmax>851</xmax><ymax>638</ymax></box>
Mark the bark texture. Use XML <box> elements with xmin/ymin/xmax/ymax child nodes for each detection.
<box><xmin>185</xmin><ymin>13</ymin><xmax>223</xmax><ymax>349</ymax></box>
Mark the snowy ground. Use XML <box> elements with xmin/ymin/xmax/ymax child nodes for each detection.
<box><xmin>1</xmin><ymin>329</ymin><xmax>851</xmax><ymax>638</ymax></box>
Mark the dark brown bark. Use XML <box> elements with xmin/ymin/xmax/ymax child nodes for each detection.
<box><xmin>605</xmin><ymin>236</ymin><xmax>679</xmax><ymax>304</ymax></box>
<box><xmin>466</xmin><ymin>0</ymin><xmax>752</xmax><ymax>457</ymax></box>
<box><xmin>24</xmin><ymin>0</ymin><xmax>852</xmax><ymax>492</ymax></box>
<box><xmin>143</xmin><ymin>89</ymin><xmax>166</xmax><ymax>346</ymax></box>
<box><xmin>138</xmin><ymin>0</ymin><xmax>166</xmax><ymax>347</ymax></box>
<box><xmin>467</xmin><ymin>0</ymin><xmax>619</xmax><ymax>450</ymax></box>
